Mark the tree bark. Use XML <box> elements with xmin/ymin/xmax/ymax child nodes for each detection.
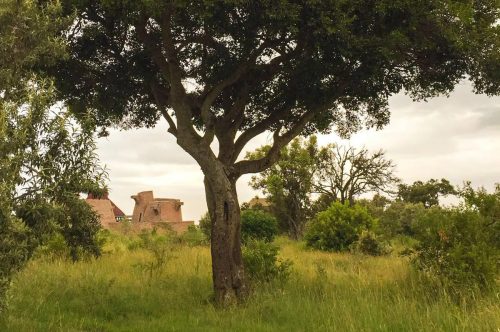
<box><xmin>204</xmin><ymin>172</ymin><xmax>246</xmax><ymax>305</ymax></box>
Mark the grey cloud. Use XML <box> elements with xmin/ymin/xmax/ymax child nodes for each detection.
<box><xmin>473</xmin><ymin>106</ymin><xmax>500</xmax><ymax>130</ymax></box>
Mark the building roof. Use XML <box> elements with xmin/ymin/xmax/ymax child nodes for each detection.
<box><xmin>86</xmin><ymin>199</ymin><xmax>116</xmax><ymax>225</ymax></box>
<box><xmin>87</xmin><ymin>192</ymin><xmax>126</xmax><ymax>217</ymax></box>
<box><xmin>248</xmin><ymin>197</ymin><xmax>271</xmax><ymax>207</ymax></box>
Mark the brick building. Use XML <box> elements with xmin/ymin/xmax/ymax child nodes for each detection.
<box><xmin>85</xmin><ymin>192</ymin><xmax>126</xmax><ymax>227</ymax></box>
<box><xmin>131</xmin><ymin>191</ymin><xmax>183</xmax><ymax>223</ymax></box>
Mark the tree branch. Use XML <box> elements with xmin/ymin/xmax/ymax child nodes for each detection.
<box><xmin>233</xmin><ymin>109</ymin><xmax>317</xmax><ymax>176</ymax></box>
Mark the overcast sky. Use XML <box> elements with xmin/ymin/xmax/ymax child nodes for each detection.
<box><xmin>96</xmin><ymin>81</ymin><xmax>499</xmax><ymax>221</ymax></box>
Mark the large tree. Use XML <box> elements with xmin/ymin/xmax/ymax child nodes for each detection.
<box><xmin>39</xmin><ymin>0</ymin><xmax>498</xmax><ymax>303</ymax></box>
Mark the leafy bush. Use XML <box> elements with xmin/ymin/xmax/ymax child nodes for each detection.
<box><xmin>198</xmin><ymin>212</ymin><xmax>211</xmax><ymax>241</ymax></box>
<box><xmin>242</xmin><ymin>239</ymin><xmax>292</xmax><ymax>283</ymax></box>
<box><xmin>354</xmin><ymin>230</ymin><xmax>391</xmax><ymax>256</ymax></box>
<box><xmin>131</xmin><ymin>230</ymin><xmax>177</xmax><ymax>279</ymax></box>
<box><xmin>198</xmin><ymin>209</ymin><xmax>278</xmax><ymax>244</ymax></box>
<box><xmin>177</xmin><ymin>225</ymin><xmax>208</xmax><ymax>246</ymax></box>
<box><xmin>305</xmin><ymin>202</ymin><xmax>375</xmax><ymax>251</ymax></box>
<box><xmin>241</xmin><ymin>209</ymin><xmax>278</xmax><ymax>243</ymax></box>
<box><xmin>412</xmin><ymin>207</ymin><xmax>498</xmax><ymax>296</ymax></box>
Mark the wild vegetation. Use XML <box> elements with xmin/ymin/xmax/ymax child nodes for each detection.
<box><xmin>0</xmin><ymin>230</ymin><xmax>498</xmax><ymax>332</ymax></box>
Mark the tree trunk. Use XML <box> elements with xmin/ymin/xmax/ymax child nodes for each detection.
<box><xmin>204</xmin><ymin>172</ymin><xmax>246</xmax><ymax>305</ymax></box>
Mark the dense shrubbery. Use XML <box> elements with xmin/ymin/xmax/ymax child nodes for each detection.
<box><xmin>305</xmin><ymin>202</ymin><xmax>375</xmax><ymax>251</ymax></box>
<box><xmin>411</xmin><ymin>207</ymin><xmax>498</xmax><ymax>295</ymax></box>
<box><xmin>199</xmin><ymin>209</ymin><xmax>278</xmax><ymax>244</ymax></box>
<box><xmin>242</xmin><ymin>239</ymin><xmax>292</xmax><ymax>283</ymax></box>
<box><xmin>355</xmin><ymin>231</ymin><xmax>391</xmax><ymax>256</ymax></box>
<box><xmin>198</xmin><ymin>212</ymin><xmax>211</xmax><ymax>240</ymax></box>
<box><xmin>240</xmin><ymin>209</ymin><xmax>278</xmax><ymax>243</ymax></box>
<box><xmin>177</xmin><ymin>225</ymin><xmax>208</xmax><ymax>247</ymax></box>
<box><xmin>129</xmin><ymin>230</ymin><xmax>178</xmax><ymax>279</ymax></box>
<box><xmin>36</xmin><ymin>233</ymin><xmax>70</xmax><ymax>260</ymax></box>
<box><xmin>0</xmin><ymin>217</ymin><xmax>32</xmax><ymax>312</ymax></box>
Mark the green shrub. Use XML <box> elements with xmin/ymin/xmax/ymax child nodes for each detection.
<box><xmin>242</xmin><ymin>239</ymin><xmax>292</xmax><ymax>283</ymax></box>
<box><xmin>198</xmin><ymin>209</ymin><xmax>278</xmax><ymax>244</ymax></box>
<box><xmin>36</xmin><ymin>233</ymin><xmax>69</xmax><ymax>260</ymax></box>
<box><xmin>198</xmin><ymin>212</ymin><xmax>211</xmax><ymax>241</ymax></box>
<box><xmin>131</xmin><ymin>230</ymin><xmax>177</xmax><ymax>279</ymax></box>
<box><xmin>177</xmin><ymin>225</ymin><xmax>208</xmax><ymax>246</ymax></box>
<box><xmin>412</xmin><ymin>207</ymin><xmax>498</xmax><ymax>296</ymax></box>
<box><xmin>241</xmin><ymin>209</ymin><xmax>278</xmax><ymax>243</ymax></box>
<box><xmin>305</xmin><ymin>202</ymin><xmax>375</xmax><ymax>251</ymax></box>
<box><xmin>355</xmin><ymin>230</ymin><xmax>391</xmax><ymax>256</ymax></box>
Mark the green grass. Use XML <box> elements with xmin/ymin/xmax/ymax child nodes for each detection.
<box><xmin>1</xmin><ymin>234</ymin><xmax>498</xmax><ymax>331</ymax></box>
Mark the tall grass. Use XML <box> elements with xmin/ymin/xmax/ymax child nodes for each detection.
<box><xmin>1</xmin><ymin>234</ymin><xmax>498</xmax><ymax>331</ymax></box>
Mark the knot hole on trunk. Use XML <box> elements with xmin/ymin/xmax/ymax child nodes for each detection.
<box><xmin>224</xmin><ymin>201</ymin><xmax>229</xmax><ymax>222</ymax></box>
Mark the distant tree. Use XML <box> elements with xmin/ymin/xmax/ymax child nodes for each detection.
<box><xmin>379</xmin><ymin>201</ymin><xmax>427</xmax><ymax>237</ymax></box>
<box><xmin>371</xmin><ymin>193</ymin><xmax>392</xmax><ymax>209</ymax></box>
<box><xmin>249</xmin><ymin>137</ymin><xmax>317</xmax><ymax>239</ymax></box>
<box><xmin>397</xmin><ymin>179</ymin><xmax>456</xmax><ymax>208</ymax></box>
<box><xmin>314</xmin><ymin>145</ymin><xmax>399</xmax><ymax>206</ymax></box>
<box><xmin>22</xmin><ymin>0</ymin><xmax>500</xmax><ymax>303</ymax></box>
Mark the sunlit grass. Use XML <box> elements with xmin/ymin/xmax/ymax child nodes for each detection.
<box><xmin>1</xmin><ymin>235</ymin><xmax>498</xmax><ymax>331</ymax></box>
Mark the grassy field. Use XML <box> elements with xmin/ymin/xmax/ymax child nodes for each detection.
<box><xmin>0</xmin><ymin>233</ymin><xmax>498</xmax><ymax>332</ymax></box>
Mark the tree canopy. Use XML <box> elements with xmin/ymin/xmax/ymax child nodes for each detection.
<box><xmin>46</xmin><ymin>0</ymin><xmax>499</xmax><ymax>172</ymax></box>
<box><xmin>0</xmin><ymin>0</ymin><xmax>67</xmax><ymax>97</ymax></box>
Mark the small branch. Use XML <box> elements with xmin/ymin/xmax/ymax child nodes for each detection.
<box><xmin>199</xmin><ymin>39</ymin><xmax>282</xmax><ymax>128</ymax></box>
<box><xmin>149</xmin><ymin>82</ymin><xmax>178</xmax><ymax>136</ymax></box>
<box><xmin>176</xmin><ymin>34</ymin><xmax>229</xmax><ymax>55</ymax></box>
<box><xmin>135</xmin><ymin>17</ymin><xmax>171</xmax><ymax>82</ymax></box>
